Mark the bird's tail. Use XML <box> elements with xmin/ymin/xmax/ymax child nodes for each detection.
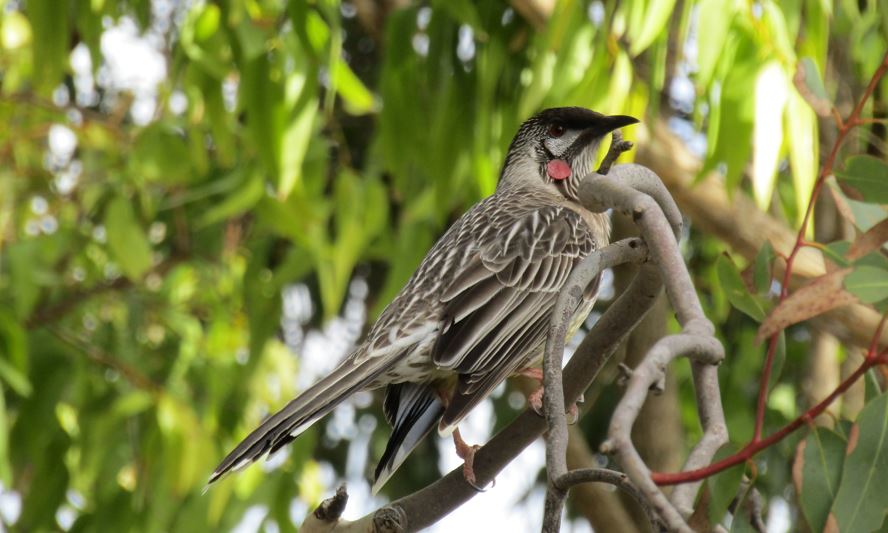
<box><xmin>208</xmin><ymin>358</ymin><xmax>390</xmax><ymax>484</ymax></box>
<box><xmin>372</xmin><ymin>382</ymin><xmax>444</xmax><ymax>494</ymax></box>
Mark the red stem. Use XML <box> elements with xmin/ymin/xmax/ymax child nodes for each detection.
<box><xmin>654</xmin><ymin>354</ymin><xmax>888</xmax><ymax>485</ymax></box>
<box><xmin>752</xmin><ymin>51</ymin><xmax>888</xmax><ymax>443</ymax></box>
<box><xmin>654</xmin><ymin>51</ymin><xmax>888</xmax><ymax>486</ymax></box>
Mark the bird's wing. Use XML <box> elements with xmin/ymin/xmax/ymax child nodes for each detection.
<box><xmin>432</xmin><ymin>204</ymin><xmax>599</xmax><ymax>431</ymax></box>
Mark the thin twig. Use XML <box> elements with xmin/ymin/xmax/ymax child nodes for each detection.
<box><xmin>597</xmin><ymin>131</ymin><xmax>635</xmax><ymax>175</ymax></box>
<box><xmin>541</xmin><ymin>238</ymin><xmax>653</xmax><ymax>532</ymax></box>
<box><xmin>555</xmin><ymin>468</ymin><xmax>663</xmax><ymax>532</ymax></box>
<box><xmin>574</xmin><ymin>165</ymin><xmax>727</xmax><ymax>529</ymax></box>
<box><xmin>49</xmin><ymin>326</ymin><xmax>162</xmax><ymax>393</ymax></box>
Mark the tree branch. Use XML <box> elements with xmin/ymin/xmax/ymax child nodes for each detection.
<box><xmin>635</xmin><ymin>121</ymin><xmax>888</xmax><ymax>351</ymax></box>
<box><xmin>566</xmin><ymin>165</ymin><xmax>727</xmax><ymax>530</ymax></box>
<box><xmin>540</xmin><ymin>238</ymin><xmax>656</xmax><ymax>532</ymax></box>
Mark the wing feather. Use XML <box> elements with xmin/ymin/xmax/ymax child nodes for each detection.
<box><xmin>432</xmin><ymin>205</ymin><xmax>597</xmax><ymax>385</ymax></box>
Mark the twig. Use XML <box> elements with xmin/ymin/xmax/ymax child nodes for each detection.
<box><xmin>541</xmin><ymin>238</ymin><xmax>653</xmax><ymax>532</ymax></box>
<box><xmin>597</xmin><ymin>131</ymin><xmax>634</xmax><ymax>174</ymax></box>
<box><xmin>652</xmin><ymin>315</ymin><xmax>888</xmax><ymax>484</ymax></box>
<box><xmin>49</xmin><ymin>326</ymin><xmax>161</xmax><ymax>393</ymax></box>
<box><xmin>538</xmin><ymin>160</ymin><xmax>723</xmax><ymax>532</ymax></box>
<box><xmin>555</xmin><ymin>468</ymin><xmax>663</xmax><ymax>531</ymax></box>
<box><xmin>26</xmin><ymin>257</ymin><xmax>182</xmax><ymax>329</ymax></box>
<box><xmin>755</xmin><ymin>50</ymin><xmax>888</xmax><ymax>442</ymax></box>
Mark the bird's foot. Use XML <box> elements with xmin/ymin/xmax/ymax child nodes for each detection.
<box><xmin>527</xmin><ymin>386</ymin><xmax>545</xmax><ymax>415</ymax></box>
<box><xmin>518</xmin><ymin>367</ymin><xmax>544</xmax><ymax>382</ymax></box>
<box><xmin>527</xmin><ymin>386</ymin><xmax>583</xmax><ymax>425</ymax></box>
<box><xmin>452</xmin><ymin>428</ymin><xmax>488</xmax><ymax>492</ymax></box>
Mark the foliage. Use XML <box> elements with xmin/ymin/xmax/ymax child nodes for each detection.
<box><xmin>0</xmin><ymin>0</ymin><xmax>887</xmax><ymax>531</ymax></box>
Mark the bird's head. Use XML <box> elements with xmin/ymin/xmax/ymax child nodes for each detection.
<box><xmin>498</xmin><ymin>107</ymin><xmax>638</xmax><ymax>200</ymax></box>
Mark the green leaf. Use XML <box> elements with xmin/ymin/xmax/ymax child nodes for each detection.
<box><xmin>786</xmin><ymin>88</ymin><xmax>819</xmax><ymax>225</ymax></box>
<box><xmin>717</xmin><ymin>254</ymin><xmax>766</xmax><ymax>320</ymax></box>
<box><xmin>827</xmin><ymin>178</ymin><xmax>888</xmax><ymax>232</ymax></box>
<box><xmin>180</xmin><ymin>3</ymin><xmax>231</xmax><ymax>79</ymax></box>
<box><xmin>696</xmin><ymin>0</ymin><xmax>735</xmax><ymax>87</ymax></box>
<box><xmin>194</xmin><ymin>3</ymin><xmax>221</xmax><ymax>41</ymax></box>
<box><xmin>104</xmin><ymin>196</ymin><xmax>154</xmax><ymax>280</ymax></box>
<box><xmin>703</xmin><ymin>35</ymin><xmax>756</xmax><ymax>193</ymax></box>
<box><xmin>753</xmin><ymin>241</ymin><xmax>775</xmax><ymax>294</ymax></box>
<box><xmin>330</xmin><ymin>58</ymin><xmax>377</xmax><ymax>115</ymax></box>
<box><xmin>822</xmin><ymin>240</ymin><xmax>852</xmax><ymax>268</ymax></box>
<box><xmin>707</xmin><ymin>443</ymin><xmax>745</xmax><ymax>525</ymax></box>
<box><xmin>278</xmin><ymin>94</ymin><xmax>317</xmax><ymax>199</ymax></box>
<box><xmin>796</xmin><ymin>427</ymin><xmax>847</xmax><ymax>532</ymax></box>
<box><xmin>831</xmin><ymin>393</ymin><xmax>888</xmax><ymax>532</ymax></box>
<box><xmin>794</xmin><ymin>57</ymin><xmax>831</xmax><ymax>115</ymax></box>
<box><xmin>865</xmin><ymin>368</ymin><xmax>883</xmax><ymax>404</ymax></box>
<box><xmin>0</xmin><ymin>385</ymin><xmax>10</xmax><ymax>485</ymax></box>
<box><xmin>241</xmin><ymin>53</ymin><xmax>284</xmax><ymax>184</ymax></box>
<box><xmin>836</xmin><ymin>155</ymin><xmax>888</xmax><ymax>204</ymax></box>
<box><xmin>752</xmin><ymin>61</ymin><xmax>788</xmax><ymax>210</ymax></box>
<box><xmin>0</xmin><ymin>357</ymin><xmax>31</xmax><ymax>397</ymax></box>
<box><xmin>628</xmin><ymin>0</ymin><xmax>677</xmax><ymax>56</ymax></box>
<box><xmin>433</xmin><ymin>0</ymin><xmax>485</xmax><ymax>37</ymax></box>
<box><xmin>26</xmin><ymin>0</ymin><xmax>70</xmax><ymax>92</ymax></box>
<box><xmin>236</xmin><ymin>18</ymin><xmax>268</xmax><ymax>61</ymax></box>
<box><xmin>129</xmin><ymin>124</ymin><xmax>193</xmax><ymax>184</ymax></box>
<box><xmin>6</xmin><ymin>241</ymin><xmax>41</xmax><ymax>319</ymax></box>
<box><xmin>197</xmin><ymin>170</ymin><xmax>265</xmax><ymax>227</ymax></box>
<box><xmin>844</xmin><ymin>266</ymin><xmax>888</xmax><ymax>304</ymax></box>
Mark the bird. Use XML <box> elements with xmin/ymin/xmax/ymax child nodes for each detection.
<box><xmin>209</xmin><ymin>107</ymin><xmax>638</xmax><ymax>492</ymax></box>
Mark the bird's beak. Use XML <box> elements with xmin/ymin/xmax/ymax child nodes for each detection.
<box><xmin>595</xmin><ymin>114</ymin><xmax>639</xmax><ymax>135</ymax></box>
<box><xmin>570</xmin><ymin>114</ymin><xmax>638</xmax><ymax>154</ymax></box>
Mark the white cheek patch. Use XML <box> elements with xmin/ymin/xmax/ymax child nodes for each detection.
<box><xmin>543</xmin><ymin>129</ymin><xmax>582</xmax><ymax>157</ymax></box>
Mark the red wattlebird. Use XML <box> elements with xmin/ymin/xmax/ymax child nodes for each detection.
<box><xmin>210</xmin><ymin>107</ymin><xmax>638</xmax><ymax>492</ymax></box>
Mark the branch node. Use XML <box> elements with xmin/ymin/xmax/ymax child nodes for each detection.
<box><xmin>372</xmin><ymin>505</ymin><xmax>407</xmax><ymax>533</ymax></box>
<box><xmin>314</xmin><ymin>484</ymin><xmax>349</xmax><ymax>522</ymax></box>
<box><xmin>650</xmin><ymin>368</ymin><xmax>666</xmax><ymax>394</ymax></box>
<box><xmin>616</xmin><ymin>363</ymin><xmax>633</xmax><ymax>386</ymax></box>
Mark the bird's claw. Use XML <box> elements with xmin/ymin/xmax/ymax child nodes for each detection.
<box><xmin>453</xmin><ymin>429</ymin><xmax>493</xmax><ymax>492</ymax></box>
<box><xmin>528</xmin><ymin>387</ymin><xmax>582</xmax><ymax>423</ymax></box>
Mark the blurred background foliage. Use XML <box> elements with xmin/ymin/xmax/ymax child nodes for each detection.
<box><xmin>0</xmin><ymin>0</ymin><xmax>887</xmax><ymax>531</ymax></box>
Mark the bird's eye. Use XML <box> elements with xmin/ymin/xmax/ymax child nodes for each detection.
<box><xmin>547</xmin><ymin>124</ymin><xmax>565</xmax><ymax>138</ymax></box>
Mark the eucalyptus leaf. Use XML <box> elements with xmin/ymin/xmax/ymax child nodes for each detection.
<box><xmin>844</xmin><ymin>266</ymin><xmax>888</xmax><ymax>304</ymax></box>
<box><xmin>104</xmin><ymin>196</ymin><xmax>154</xmax><ymax>281</ymax></box>
<box><xmin>716</xmin><ymin>254</ymin><xmax>765</xmax><ymax>321</ymax></box>
<box><xmin>753</xmin><ymin>241</ymin><xmax>775</xmax><ymax>294</ymax></box>
<box><xmin>836</xmin><ymin>155</ymin><xmax>888</xmax><ymax>204</ymax></box>
<box><xmin>795</xmin><ymin>428</ymin><xmax>846</xmax><ymax>532</ymax></box>
<box><xmin>707</xmin><ymin>443</ymin><xmax>746</xmax><ymax>525</ymax></box>
<box><xmin>831</xmin><ymin>393</ymin><xmax>888</xmax><ymax>532</ymax></box>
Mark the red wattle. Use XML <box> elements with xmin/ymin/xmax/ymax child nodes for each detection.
<box><xmin>546</xmin><ymin>159</ymin><xmax>572</xmax><ymax>181</ymax></box>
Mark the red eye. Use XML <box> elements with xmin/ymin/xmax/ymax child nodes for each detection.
<box><xmin>548</xmin><ymin>124</ymin><xmax>565</xmax><ymax>138</ymax></box>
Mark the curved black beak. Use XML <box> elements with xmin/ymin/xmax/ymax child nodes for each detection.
<box><xmin>569</xmin><ymin>114</ymin><xmax>638</xmax><ymax>156</ymax></box>
<box><xmin>595</xmin><ymin>114</ymin><xmax>639</xmax><ymax>135</ymax></box>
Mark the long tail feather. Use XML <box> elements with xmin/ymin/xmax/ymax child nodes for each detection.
<box><xmin>209</xmin><ymin>358</ymin><xmax>388</xmax><ymax>484</ymax></box>
<box><xmin>372</xmin><ymin>382</ymin><xmax>444</xmax><ymax>493</ymax></box>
